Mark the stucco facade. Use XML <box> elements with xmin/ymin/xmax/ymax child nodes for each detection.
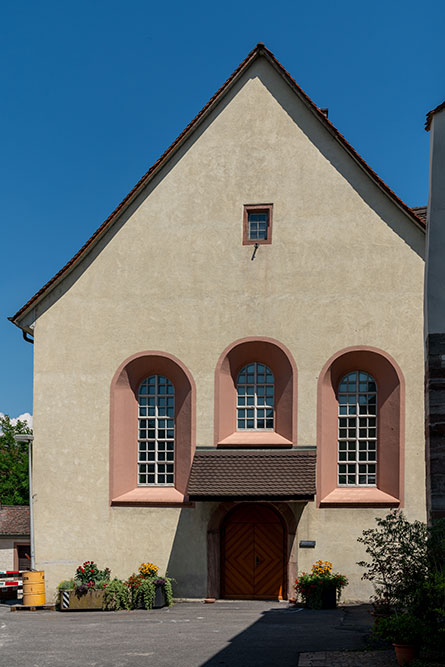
<box><xmin>12</xmin><ymin>46</ymin><xmax>426</xmax><ymax>602</ymax></box>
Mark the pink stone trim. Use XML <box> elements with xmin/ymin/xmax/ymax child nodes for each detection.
<box><xmin>317</xmin><ymin>346</ymin><xmax>405</xmax><ymax>508</ymax></box>
<box><xmin>109</xmin><ymin>350</ymin><xmax>196</xmax><ymax>506</ymax></box>
<box><xmin>319</xmin><ymin>488</ymin><xmax>400</xmax><ymax>507</ymax></box>
<box><xmin>214</xmin><ymin>337</ymin><xmax>298</xmax><ymax>447</ymax></box>
<box><xmin>242</xmin><ymin>204</ymin><xmax>273</xmax><ymax>245</ymax></box>
<box><xmin>217</xmin><ymin>432</ymin><xmax>293</xmax><ymax>447</ymax></box>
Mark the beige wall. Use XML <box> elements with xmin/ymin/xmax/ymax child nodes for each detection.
<box><xmin>0</xmin><ymin>539</ymin><xmax>15</xmax><ymax>571</ymax></box>
<box><xmin>28</xmin><ymin>56</ymin><xmax>425</xmax><ymax>601</ymax></box>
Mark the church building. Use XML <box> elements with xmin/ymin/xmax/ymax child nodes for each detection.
<box><xmin>10</xmin><ymin>44</ymin><xmax>427</xmax><ymax>601</ymax></box>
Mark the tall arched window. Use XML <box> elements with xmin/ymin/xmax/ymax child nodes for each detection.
<box><xmin>138</xmin><ymin>375</ymin><xmax>175</xmax><ymax>486</ymax></box>
<box><xmin>236</xmin><ymin>362</ymin><xmax>274</xmax><ymax>430</ymax></box>
<box><xmin>337</xmin><ymin>371</ymin><xmax>377</xmax><ymax>486</ymax></box>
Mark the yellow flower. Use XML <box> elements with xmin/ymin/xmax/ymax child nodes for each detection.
<box><xmin>311</xmin><ymin>560</ymin><xmax>333</xmax><ymax>575</ymax></box>
<box><xmin>138</xmin><ymin>562</ymin><xmax>159</xmax><ymax>577</ymax></box>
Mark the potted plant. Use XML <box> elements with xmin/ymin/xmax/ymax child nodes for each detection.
<box><xmin>295</xmin><ymin>561</ymin><xmax>348</xmax><ymax>609</ymax></box>
<box><xmin>60</xmin><ymin>561</ymin><xmax>110</xmax><ymax>610</ymax></box>
<box><xmin>375</xmin><ymin>612</ymin><xmax>423</xmax><ymax>665</ymax></box>
<box><xmin>129</xmin><ymin>562</ymin><xmax>173</xmax><ymax>610</ymax></box>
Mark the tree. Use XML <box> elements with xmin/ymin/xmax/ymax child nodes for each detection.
<box><xmin>0</xmin><ymin>414</ymin><xmax>32</xmax><ymax>505</ymax></box>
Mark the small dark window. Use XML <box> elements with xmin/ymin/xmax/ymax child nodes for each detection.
<box><xmin>16</xmin><ymin>544</ymin><xmax>31</xmax><ymax>571</ymax></box>
<box><xmin>243</xmin><ymin>204</ymin><xmax>273</xmax><ymax>245</ymax></box>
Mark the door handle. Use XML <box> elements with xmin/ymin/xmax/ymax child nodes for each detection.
<box><xmin>255</xmin><ymin>555</ymin><xmax>261</xmax><ymax>566</ymax></box>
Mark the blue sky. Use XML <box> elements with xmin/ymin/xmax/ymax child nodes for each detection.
<box><xmin>1</xmin><ymin>0</ymin><xmax>443</xmax><ymax>420</ymax></box>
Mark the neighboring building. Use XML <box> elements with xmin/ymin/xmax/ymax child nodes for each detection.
<box><xmin>0</xmin><ymin>505</ymin><xmax>30</xmax><ymax>571</ymax></box>
<box><xmin>10</xmin><ymin>44</ymin><xmax>427</xmax><ymax>602</ymax></box>
<box><xmin>425</xmin><ymin>101</ymin><xmax>445</xmax><ymax>520</ymax></box>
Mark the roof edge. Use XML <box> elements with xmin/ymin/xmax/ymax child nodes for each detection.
<box><xmin>426</xmin><ymin>100</ymin><xmax>445</xmax><ymax>131</ymax></box>
<box><xmin>10</xmin><ymin>42</ymin><xmax>425</xmax><ymax>328</ymax></box>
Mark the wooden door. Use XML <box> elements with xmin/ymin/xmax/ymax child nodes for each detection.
<box><xmin>222</xmin><ymin>504</ymin><xmax>285</xmax><ymax>600</ymax></box>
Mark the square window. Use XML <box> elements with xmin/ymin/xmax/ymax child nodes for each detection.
<box><xmin>243</xmin><ymin>204</ymin><xmax>273</xmax><ymax>245</ymax></box>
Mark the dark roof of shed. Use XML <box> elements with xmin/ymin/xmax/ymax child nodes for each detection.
<box><xmin>10</xmin><ymin>43</ymin><xmax>425</xmax><ymax>331</ymax></box>
<box><xmin>426</xmin><ymin>101</ymin><xmax>445</xmax><ymax>131</ymax></box>
<box><xmin>187</xmin><ymin>449</ymin><xmax>316</xmax><ymax>500</ymax></box>
<box><xmin>0</xmin><ymin>505</ymin><xmax>30</xmax><ymax>536</ymax></box>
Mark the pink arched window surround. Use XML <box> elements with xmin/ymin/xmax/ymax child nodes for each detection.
<box><xmin>317</xmin><ymin>346</ymin><xmax>404</xmax><ymax>507</ymax></box>
<box><xmin>214</xmin><ymin>337</ymin><xmax>297</xmax><ymax>447</ymax></box>
<box><xmin>110</xmin><ymin>351</ymin><xmax>196</xmax><ymax>506</ymax></box>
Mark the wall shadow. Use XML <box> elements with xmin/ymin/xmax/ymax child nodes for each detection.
<box><xmin>166</xmin><ymin>504</ymin><xmax>215</xmax><ymax>599</ymax></box>
<box><xmin>199</xmin><ymin>604</ymin><xmax>372</xmax><ymax>667</ymax></box>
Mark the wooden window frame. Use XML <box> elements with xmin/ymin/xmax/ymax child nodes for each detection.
<box><xmin>243</xmin><ymin>204</ymin><xmax>273</xmax><ymax>245</ymax></box>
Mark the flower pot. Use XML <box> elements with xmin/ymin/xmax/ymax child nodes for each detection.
<box><xmin>305</xmin><ymin>584</ymin><xmax>337</xmax><ymax>610</ymax></box>
<box><xmin>320</xmin><ymin>585</ymin><xmax>337</xmax><ymax>609</ymax></box>
<box><xmin>393</xmin><ymin>643</ymin><xmax>419</xmax><ymax>666</ymax></box>
<box><xmin>153</xmin><ymin>582</ymin><xmax>166</xmax><ymax>609</ymax></box>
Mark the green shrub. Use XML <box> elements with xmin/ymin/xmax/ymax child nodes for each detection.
<box><xmin>357</xmin><ymin>510</ymin><xmax>428</xmax><ymax>609</ymax></box>
<box><xmin>102</xmin><ymin>579</ymin><xmax>131</xmax><ymax>611</ymax></box>
<box><xmin>134</xmin><ymin>578</ymin><xmax>156</xmax><ymax>610</ymax></box>
<box><xmin>57</xmin><ymin>579</ymin><xmax>75</xmax><ymax>591</ymax></box>
<box><xmin>375</xmin><ymin>612</ymin><xmax>424</xmax><ymax>645</ymax></box>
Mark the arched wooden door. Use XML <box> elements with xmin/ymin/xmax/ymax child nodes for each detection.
<box><xmin>221</xmin><ymin>504</ymin><xmax>286</xmax><ymax>600</ymax></box>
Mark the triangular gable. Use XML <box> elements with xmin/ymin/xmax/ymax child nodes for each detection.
<box><xmin>10</xmin><ymin>43</ymin><xmax>425</xmax><ymax>330</ymax></box>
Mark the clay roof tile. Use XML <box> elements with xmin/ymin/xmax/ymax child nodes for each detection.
<box><xmin>0</xmin><ymin>505</ymin><xmax>30</xmax><ymax>536</ymax></box>
<box><xmin>187</xmin><ymin>449</ymin><xmax>316</xmax><ymax>499</ymax></box>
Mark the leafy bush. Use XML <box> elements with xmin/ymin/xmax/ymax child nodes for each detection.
<box><xmin>134</xmin><ymin>578</ymin><xmax>156</xmax><ymax>610</ymax></box>
<box><xmin>357</xmin><ymin>511</ymin><xmax>428</xmax><ymax>609</ymax></box>
<box><xmin>57</xmin><ymin>579</ymin><xmax>75</xmax><ymax>591</ymax></box>
<box><xmin>358</xmin><ymin>511</ymin><xmax>445</xmax><ymax>652</ymax></box>
<box><xmin>375</xmin><ymin>612</ymin><xmax>424</xmax><ymax>645</ymax></box>
<box><xmin>412</xmin><ymin>572</ymin><xmax>445</xmax><ymax>651</ymax></box>
<box><xmin>102</xmin><ymin>579</ymin><xmax>131</xmax><ymax>611</ymax></box>
<box><xmin>161</xmin><ymin>578</ymin><xmax>173</xmax><ymax>607</ymax></box>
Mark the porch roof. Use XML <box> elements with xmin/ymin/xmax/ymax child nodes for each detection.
<box><xmin>187</xmin><ymin>449</ymin><xmax>316</xmax><ymax>500</ymax></box>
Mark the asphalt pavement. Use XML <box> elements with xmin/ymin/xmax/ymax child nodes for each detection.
<box><xmin>0</xmin><ymin>600</ymin><xmax>377</xmax><ymax>667</ymax></box>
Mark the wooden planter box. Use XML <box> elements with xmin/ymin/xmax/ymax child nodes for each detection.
<box><xmin>61</xmin><ymin>589</ymin><xmax>105</xmax><ymax>611</ymax></box>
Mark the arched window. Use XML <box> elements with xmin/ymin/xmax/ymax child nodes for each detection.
<box><xmin>110</xmin><ymin>351</ymin><xmax>195</xmax><ymax>505</ymax></box>
<box><xmin>138</xmin><ymin>375</ymin><xmax>175</xmax><ymax>486</ymax></box>
<box><xmin>317</xmin><ymin>346</ymin><xmax>404</xmax><ymax>507</ymax></box>
<box><xmin>236</xmin><ymin>363</ymin><xmax>274</xmax><ymax>430</ymax></box>
<box><xmin>337</xmin><ymin>371</ymin><xmax>377</xmax><ymax>486</ymax></box>
<box><xmin>214</xmin><ymin>338</ymin><xmax>297</xmax><ymax>447</ymax></box>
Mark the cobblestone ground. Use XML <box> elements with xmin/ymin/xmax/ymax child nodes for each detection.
<box><xmin>299</xmin><ymin>649</ymin><xmax>396</xmax><ymax>666</ymax></box>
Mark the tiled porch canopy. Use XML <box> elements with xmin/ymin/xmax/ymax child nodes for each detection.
<box><xmin>187</xmin><ymin>449</ymin><xmax>316</xmax><ymax>500</ymax></box>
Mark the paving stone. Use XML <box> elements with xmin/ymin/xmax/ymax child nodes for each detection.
<box><xmin>298</xmin><ymin>649</ymin><xmax>396</xmax><ymax>666</ymax></box>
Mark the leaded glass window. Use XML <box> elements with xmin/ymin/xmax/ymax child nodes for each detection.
<box><xmin>337</xmin><ymin>371</ymin><xmax>377</xmax><ymax>486</ymax></box>
<box><xmin>138</xmin><ymin>375</ymin><xmax>174</xmax><ymax>486</ymax></box>
<box><xmin>237</xmin><ymin>362</ymin><xmax>274</xmax><ymax>430</ymax></box>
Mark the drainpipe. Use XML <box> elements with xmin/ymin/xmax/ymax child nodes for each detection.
<box><xmin>13</xmin><ymin>434</ymin><xmax>35</xmax><ymax>569</ymax></box>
